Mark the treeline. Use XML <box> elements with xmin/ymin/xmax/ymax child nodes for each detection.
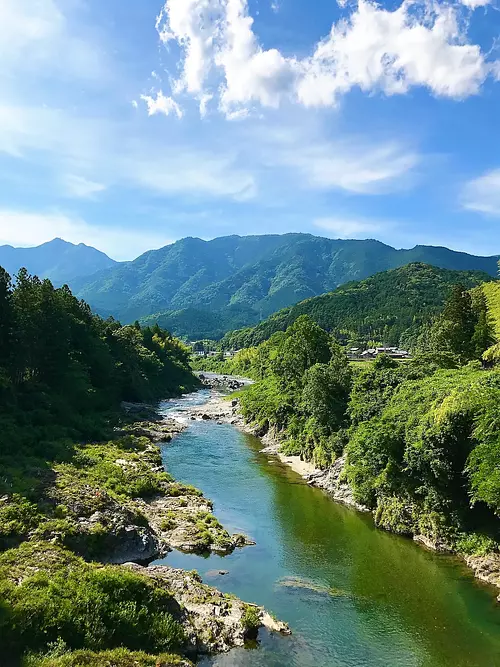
<box><xmin>235</xmin><ymin>286</ymin><xmax>500</xmax><ymax>554</ymax></box>
<box><xmin>0</xmin><ymin>268</ymin><xmax>200</xmax><ymax>666</ymax></box>
<box><xmin>0</xmin><ymin>267</ymin><xmax>198</xmax><ymax>455</ymax></box>
<box><xmin>221</xmin><ymin>264</ymin><xmax>490</xmax><ymax>351</ymax></box>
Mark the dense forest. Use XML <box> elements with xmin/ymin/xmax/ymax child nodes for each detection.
<box><xmin>0</xmin><ymin>268</ymin><xmax>201</xmax><ymax>666</ymax></box>
<box><xmin>213</xmin><ymin>284</ymin><xmax>500</xmax><ymax>558</ymax></box>
<box><xmin>71</xmin><ymin>234</ymin><xmax>498</xmax><ymax>334</ymax></box>
<box><xmin>221</xmin><ymin>263</ymin><xmax>491</xmax><ymax>351</ymax></box>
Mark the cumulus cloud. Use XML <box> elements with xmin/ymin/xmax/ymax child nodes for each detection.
<box><xmin>463</xmin><ymin>169</ymin><xmax>500</xmax><ymax>215</ymax></box>
<box><xmin>141</xmin><ymin>91</ymin><xmax>183</xmax><ymax>118</ymax></box>
<box><xmin>154</xmin><ymin>0</ymin><xmax>498</xmax><ymax>118</ymax></box>
<box><xmin>459</xmin><ymin>0</ymin><xmax>491</xmax><ymax>8</ymax></box>
<box><xmin>0</xmin><ymin>210</ymin><xmax>174</xmax><ymax>261</ymax></box>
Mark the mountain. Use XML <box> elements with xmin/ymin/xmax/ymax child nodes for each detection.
<box><xmin>72</xmin><ymin>234</ymin><xmax>500</xmax><ymax>335</ymax></box>
<box><xmin>221</xmin><ymin>263</ymin><xmax>493</xmax><ymax>350</ymax></box>
<box><xmin>0</xmin><ymin>238</ymin><xmax>117</xmax><ymax>285</ymax></box>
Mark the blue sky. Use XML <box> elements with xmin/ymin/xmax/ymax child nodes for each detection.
<box><xmin>0</xmin><ymin>0</ymin><xmax>499</xmax><ymax>260</ymax></box>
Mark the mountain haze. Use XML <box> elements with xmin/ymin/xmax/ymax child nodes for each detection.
<box><xmin>0</xmin><ymin>238</ymin><xmax>117</xmax><ymax>285</ymax></box>
<box><xmin>73</xmin><ymin>234</ymin><xmax>499</xmax><ymax>337</ymax></box>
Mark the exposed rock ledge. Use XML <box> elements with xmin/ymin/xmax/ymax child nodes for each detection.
<box><xmin>465</xmin><ymin>554</ymin><xmax>500</xmax><ymax>601</ymax></box>
<box><xmin>307</xmin><ymin>457</ymin><xmax>369</xmax><ymax>513</ymax></box>
<box><xmin>125</xmin><ymin>563</ymin><xmax>290</xmax><ymax>655</ymax></box>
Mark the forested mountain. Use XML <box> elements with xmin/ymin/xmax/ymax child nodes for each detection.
<box><xmin>0</xmin><ymin>238</ymin><xmax>117</xmax><ymax>285</ymax></box>
<box><xmin>73</xmin><ymin>234</ymin><xmax>499</xmax><ymax>332</ymax></box>
<box><xmin>222</xmin><ymin>263</ymin><xmax>493</xmax><ymax>350</ymax></box>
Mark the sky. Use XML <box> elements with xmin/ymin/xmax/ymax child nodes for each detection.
<box><xmin>0</xmin><ymin>0</ymin><xmax>500</xmax><ymax>260</ymax></box>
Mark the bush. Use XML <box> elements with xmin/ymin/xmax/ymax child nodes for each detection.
<box><xmin>241</xmin><ymin>605</ymin><xmax>261</xmax><ymax>638</ymax></box>
<box><xmin>24</xmin><ymin>647</ymin><xmax>192</xmax><ymax>667</ymax></box>
<box><xmin>0</xmin><ymin>543</ymin><xmax>185</xmax><ymax>659</ymax></box>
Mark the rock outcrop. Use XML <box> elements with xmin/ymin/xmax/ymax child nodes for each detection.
<box><xmin>124</xmin><ymin>563</ymin><xmax>291</xmax><ymax>654</ymax></box>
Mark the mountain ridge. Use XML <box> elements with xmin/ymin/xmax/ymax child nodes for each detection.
<box><xmin>0</xmin><ymin>238</ymin><xmax>118</xmax><ymax>285</ymax></box>
<box><xmin>72</xmin><ymin>233</ymin><xmax>499</xmax><ymax>332</ymax></box>
<box><xmin>220</xmin><ymin>262</ymin><xmax>494</xmax><ymax>350</ymax></box>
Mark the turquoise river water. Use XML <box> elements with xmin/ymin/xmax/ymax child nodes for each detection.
<box><xmin>156</xmin><ymin>390</ymin><xmax>500</xmax><ymax>667</ymax></box>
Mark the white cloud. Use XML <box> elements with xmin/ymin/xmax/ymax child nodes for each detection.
<box><xmin>156</xmin><ymin>0</ymin><xmax>218</xmax><ymax>96</ymax></box>
<box><xmin>262</xmin><ymin>129</ymin><xmax>420</xmax><ymax>194</ymax></box>
<box><xmin>141</xmin><ymin>91</ymin><xmax>183</xmax><ymax>119</ymax></box>
<box><xmin>0</xmin><ymin>102</ymin><xmax>257</xmax><ymax>201</ymax></box>
<box><xmin>0</xmin><ymin>0</ymin><xmax>104</xmax><ymax>82</ymax></box>
<box><xmin>314</xmin><ymin>216</ymin><xmax>385</xmax><ymax>238</ymax></box>
<box><xmin>463</xmin><ymin>169</ymin><xmax>500</xmax><ymax>215</ymax></box>
<box><xmin>63</xmin><ymin>175</ymin><xmax>106</xmax><ymax>199</ymax></box>
<box><xmin>130</xmin><ymin>151</ymin><xmax>257</xmax><ymax>200</ymax></box>
<box><xmin>459</xmin><ymin>0</ymin><xmax>490</xmax><ymax>8</ymax></box>
<box><xmin>0</xmin><ymin>210</ymin><xmax>173</xmax><ymax>261</ymax></box>
<box><xmin>154</xmin><ymin>0</ymin><xmax>498</xmax><ymax>118</ymax></box>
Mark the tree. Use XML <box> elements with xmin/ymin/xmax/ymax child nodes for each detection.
<box><xmin>471</xmin><ymin>290</ymin><xmax>495</xmax><ymax>358</ymax></box>
<box><xmin>301</xmin><ymin>351</ymin><xmax>352</xmax><ymax>432</ymax></box>
<box><xmin>271</xmin><ymin>316</ymin><xmax>332</xmax><ymax>390</ymax></box>
<box><xmin>0</xmin><ymin>267</ymin><xmax>12</xmax><ymax>370</ymax></box>
<box><xmin>427</xmin><ymin>285</ymin><xmax>477</xmax><ymax>363</ymax></box>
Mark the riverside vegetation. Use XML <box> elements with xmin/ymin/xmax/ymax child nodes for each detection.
<box><xmin>0</xmin><ymin>267</ymin><xmax>286</xmax><ymax>666</ymax></box>
<box><xmin>196</xmin><ymin>279</ymin><xmax>500</xmax><ymax>590</ymax></box>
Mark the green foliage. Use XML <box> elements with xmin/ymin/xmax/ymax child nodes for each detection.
<box><xmin>241</xmin><ymin>605</ymin><xmax>261</xmax><ymax>635</ymax></box>
<box><xmin>223</xmin><ymin>263</ymin><xmax>490</xmax><ymax>350</ymax></box>
<box><xmin>72</xmin><ymin>233</ymin><xmax>497</xmax><ymax>337</ymax></box>
<box><xmin>0</xmin><ymin>543</ymin><xmax>184</xmax><ymax>660</ymax></box>
<box><xmin>421</xmin><ymin>285</ymin><xmax>495</xmax><ymax>363</ymax></box>
<box><xmin>239</xmin><ymin>316</ymin><xmax>352</xmax><ymax>467</ymax></box>
<box><xmin>24</xmin><ymin>647</ymin><xmax>191</xmax><ymax>667</ymax></box>
<box><xmin>233</xmin><ymin>300</ymin><xmax>500</xmax><ymax>553</ymax></box>
<box><xmin>0</xmin><ymin>267</ymin><xmax>198</xmax><ymax>495</ymax></box>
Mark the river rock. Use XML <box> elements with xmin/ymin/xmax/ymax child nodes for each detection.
<box><xmin>123</xmin><ymin>563</ymin><xmax>291</xmax><ymax>654</ymax></box>
<box><xmin>307</xmin><ymin>456</ymin><xmax>369</xmax><ymax>513</ymax></box>
<box><xmin>465</xmin><ymin>553</ymin><xmax>500</xmax><ymax>599</ymax></box>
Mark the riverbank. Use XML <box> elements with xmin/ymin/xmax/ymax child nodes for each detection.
<box><xmin>183</xmin><ymin>390</ymin><xmax>500</xmax><ymax>602</ymax></box>
<box><xmin>0</xmin><ymin>399</ymin><xmax>290</xmax><ymax>665</ymax></box>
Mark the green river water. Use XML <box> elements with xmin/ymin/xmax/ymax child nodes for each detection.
<box><xmin>156</xmin><ymin>390</ymin><xmax>500</xmax><ymax>667</ymax></box>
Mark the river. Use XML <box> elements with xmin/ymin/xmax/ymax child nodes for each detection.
<box><xmin>155</xmin><ymin>390</ymin><xmax>500</xmax><ymax>667</ymax></box>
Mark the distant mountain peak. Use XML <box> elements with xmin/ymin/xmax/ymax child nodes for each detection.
<box><xmin>0</xmin><ymin>238</ymin><xmax>117</xmax><ymax>286</ymax></box>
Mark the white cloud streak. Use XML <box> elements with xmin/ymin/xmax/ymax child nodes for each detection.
<box><xmin>63</xmin><ymin>175</ymin><xmax>107</xmax><ymax>199</ymax></box>
<box><xmin>463</xmin><ymin>169</ymin><xmax>500</xmax><ymax>215</ymax></box>
<box><xmin>0</xmin><ymin>0</ymin><xmax>104</xmax><ymax>82</ymax></box>
<box><xmin>155</xmin><ymin>0</ymin><xmax>498</xmax><ymax>118</ymax></box>
<box><xmin>314</xmin><ymin>216</ymin><xmax>385</xmax><ymax>238</ymax></box>
<box><xmin>275</xmin><ymin>140</ymin><xmax>419</xmax><ymax>194</ymax></box>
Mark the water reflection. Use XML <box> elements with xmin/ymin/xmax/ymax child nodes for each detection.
<box><xmin>156</xmin><ymin>394</ymin><xmax>500</xmax><ymax>667</ymax></box>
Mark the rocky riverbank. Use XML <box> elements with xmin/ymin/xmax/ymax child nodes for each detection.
<box><xmin>185</xmin><ymin>390</ymin><xmax>500</xmax><ymax>602</ymax></box>
<box><xmin>86</xmin><ymin>405</ymin><xmax>256</xmax><ymax>561</ymax></box>
<box><xmin>125</xmin><ymin>563</ymin><xmax>290</xmax><ymax>654</ymax></box>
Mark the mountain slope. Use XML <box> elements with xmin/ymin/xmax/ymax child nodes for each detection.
<box><xmin>73</xmin><ymin>233</ymin><xmax>500</xmax><ymax>331</ymax></box>
<box><xmin>0</xmin><ymin>238</ymin><xmax>117</xmax><ymax>285</ymax></box>
<box><xmin>221</xmin><ymin>263</ymin><xmax>493</xmax><ymax>349</ymax></box>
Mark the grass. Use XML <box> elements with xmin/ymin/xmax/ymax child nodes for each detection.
<box><xmin>0</xmin><ymin>542</ymin><xmax>185</xmax><ymax>660</ymax></box>
<box><xmin>24</xmin><ymin>648</ymin><xmax>192</xmax><ymax>667</ymax></box>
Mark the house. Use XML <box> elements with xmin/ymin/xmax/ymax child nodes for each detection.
<box><xmin>360</xmin><ymin>347</ymin><xmax>411</xmax><ymax>360</ymax></box>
